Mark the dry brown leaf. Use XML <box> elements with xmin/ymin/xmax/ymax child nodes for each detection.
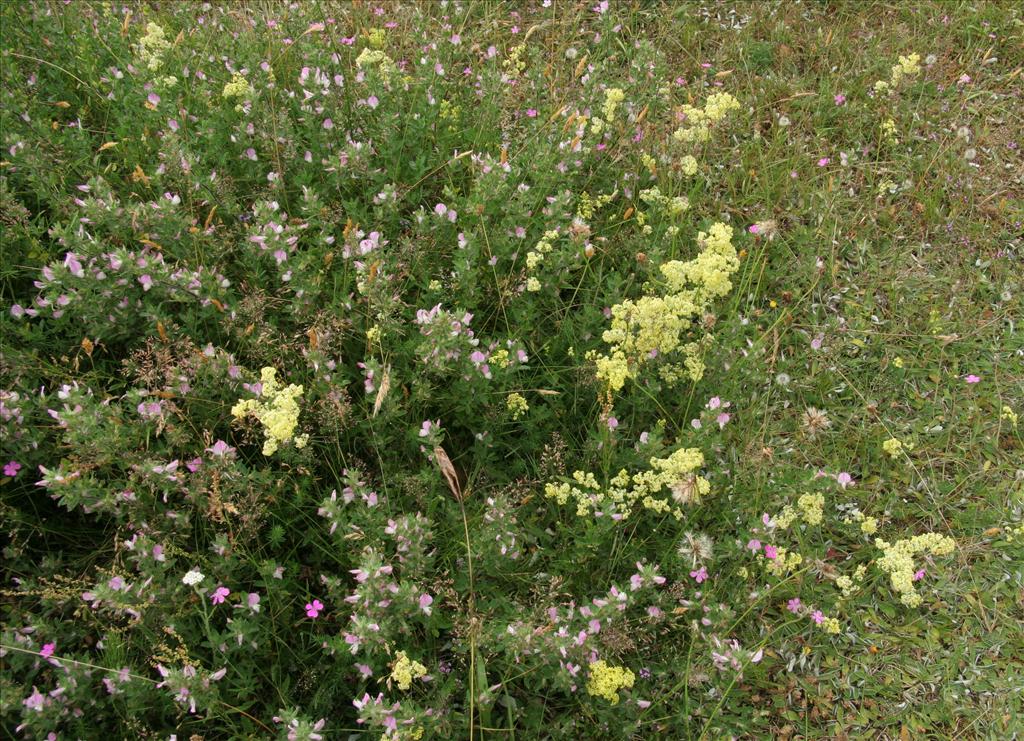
<box><xmin>434</xmin><ymin>446</ymin><xmax>462</xmax><ymax>501</ymax></box>
<box><xmin>372</xmin><ymin>367</ymin><xmax>391</xmax><ymax>417</ymax></box>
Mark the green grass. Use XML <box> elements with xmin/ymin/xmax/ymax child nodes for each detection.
<box><xmin>1</xmin><ymin>1</ymin><xmax>1022</xmax><ymax>738</ymax></box>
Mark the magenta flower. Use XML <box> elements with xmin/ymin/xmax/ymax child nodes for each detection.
<box><xmin>3</xmin><ymin>461</ymin><xmax>21</xmax><ymax>477</ymax></box>
<box><xmin>689</xmin><ymin>566</ymin><xmax>708</xmax><ymax>583</ymax></box>
<box><xmin>817</xmin><ymin>157</ymin><xmax>831</xmax><ymax>167</ymax></box>
<box><xmin>305</xmin><ymin>599</ymin><xmax>324</xmax><ymax>618</ymax></box>
<box><xmin>211</xmin><ymin>586</ymin><xmax>230</xmax><ymax>605</ymax></box>
<box><xmin>964</xmin><ymin>374</ymin><xmax>980</xmax><ymax>384</ymax></box>
<box><xmin>787</xmin><ymin>598</ymin><xmax>802</xmax><ymax>613</ymax></box>
<box><xmin>763</xmin><ymin>545</ymin><xmax>778</xmax><ymax>560</ymax></box>
<box><xmin>39</xmin><ymin>642</ymin><xmax>56</xmax><ymax>658</ymax></box>
<box><xmin>811</xmin><ymin>610</ymin><xmax>825</xmax><ymax>624</ymax></box>
<box><xmin>913</xmin><ymin>569</ymin><xmax>925</xmax><ymax>582</ymax></box>
<box><xmin>834</xmin><ymin>93</ymin><xmax>846</xmax><ymax>105</ymax></box>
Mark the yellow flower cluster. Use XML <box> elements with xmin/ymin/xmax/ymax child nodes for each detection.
<box><xmin>1001</xmin><ymin>405</ymin><xmax>1018</xmax><ymax>426</ymax></box>
<box><xmin>355</xmin><ymin>48</ymin><xmax>396</xmax><ymax>83</ymax></box>
<box><xmin>594</xmin><ymin>223</ymin><xmax>738</xmax><ymax>392</ymax></box>
<box><xmin>882</xmin><ymin>437</ymin><xmax>911</xmax><ymax>459</ymax></box>
<box><xmin>764</xmin><ymin>546</ymin><xmax>802</xmax><ymax>577</ymax></box>
<box><xmin>222</xmin><ymin>72</ymin><xmax>253</xmax><ymax>100</ymax></box>
<box><xmin>506</xmin><ymin>393</ymin><xmax>529</xmax><ymax>420</ymax></box>
<box><xmin>842</xmin><ymin>510</ymin><xmax>878</xmax><ymax>536</ymax></box>
<box><xmin>639</xmin><ymin>187</ymin><xmax>689</xmax><ymax>218</ymax></box>
<box><xmin>525</xmin><ymin>228</ymin><xmax>559</xmax><ymax>289</ymax></box>
<box><xmin>672</xmin><ymin>92</ymin><xmax>741</xmax><ymax>144</ymax></box>
<box><xmin>576</xmin><ymin>191</ymin><xmax>615</xmax><ymax>220</ymax></box>
<box><xmin>544</xmin><ymin>446</ymin><xmax>708</xmax><ymax>520</ymax></box>
<box><xmin>679</xmin><ymin>155</ymin><xmax>699</xmax><ymax>176</ymax></box>
<box><xmin>390</xmin><ymin>650</ymin><xmax>427</xmax><ymax>691</ymax></box>
<box><xmin>602</xmin><ymin>87</ymin><xmax>626</xmax><ymax>122</ymax></box>
<box><xmin>881</xmin><ymin>118</ymin><xmax>899</xmax><ymax>144</ymax></box>
<box><xmin>875</xmin><ymin>53</ymin><xmax>921</xmax><ymax>92</ymax></box>
<box><xmin>835</xmin><ymin>564</ymin><xmax>867</xmax><ymax>598</ymax></box>
<box><xmin>231</xmin><ymin>367</ymin><xmax>307</xmax><ymax>456</ymax></box>
<box><xmin>774</xmin><ymin>493</ymin><xmax>825</xmax><ymax>529</ymax></box>
<box><xmin>586</xmin><ymin>661</ymin><xmax>635</xmax><ymax>704</ymax></box>
<box><xmin>819</xmin><ymin>616</ymin><xmax>842</xmax><ymax>635</ymax></box>
<box><xmin>138</xmin><ymin>22</ymin><xmax>171</xmax><ymax>72</ymax></box>
<box><xmin>874</xmin><ymin>532</ymin><xmax>956</xmax><ymax>607</ymax></box>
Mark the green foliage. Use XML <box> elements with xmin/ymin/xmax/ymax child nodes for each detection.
<box><xmin>2</xmin><ymin>1</ymin><xmax>1022</xmax><ymax>739</ymax></box>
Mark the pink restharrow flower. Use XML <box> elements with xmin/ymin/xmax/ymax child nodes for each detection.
<box><xmin>40</xmin><ymin>642</ymin><xmax>56</xmax><ymax>658</ymax></box>
<box><xmin>689</xmin><ymin>566</ymin><xmax>708</xmax><ymax>583</ymax></box>
<box><xmin>964</xmin><ymin>374</ymin><xmax>980</xmax><ymax>384</ymax></box>
<box><xmin>211</xmin><ymin>586</ymin><xmax>230</xmax><ymax>605</ymax></box>
<box><xmin>305</xmin><ymin>599</ymin><xmax>324</xmax><ymax>618</ymax></box>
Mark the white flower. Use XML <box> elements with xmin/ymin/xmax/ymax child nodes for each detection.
<box><xmin>182</xmin><ymin>569</ymin><xmax>205</xmax><ymax>586</ymax></box>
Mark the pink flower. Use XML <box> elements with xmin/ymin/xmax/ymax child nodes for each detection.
<box><xmin>834</xmin><ymin>93</ymin><xmax>846</xmax><ymax>105</ymax></box>
<box><xmin>707</xmin><ymin>396</ymin><xmax>722</xmax><ymax>410</ymax></box>
<box><xmin>836</xmin><ymin>472</ymin><xmax>853</xmax><ymax>489</ymax></box>
<box><xmin>305</xmin><ymin>599</ymin><xmax>324</xmax><ymax>618</ymax></box>
<box><xmin>3</xmin><ymin>461</ymin><xmax>21</xmax><ymax>477</ymax></box>
<box><xmin>689</xmin><ymin>566</ymin><xmax>708</xmax><ymax>583</ymax></box>
<box><xmin>206</xmin><ymin>440</ymin><xmax>235</xmax><ymax>457</ymax></box>
<box><xmin>526</xmin><ymin>108</ymin><xmax>538</xmax><ymax>118</ymax></box>
<box><xmin>817</xmin><ymin>157</ymin><xmax>831</xmax><ymax>167</ymax></box>
<box><xmin>716</xmin><ymin>412</ymin><xmax>731</xmax><ymax>429</ymax></box>
<box><xmin>787</xmin><ymin>598</ymin><xmax>801</xmax><ymax>613</ymax></box>
<box><xmin>211</xmin><ymin>586</ymin><xmax>230</xmax><ymax>605</ymax></box>
<box><xmin>746</xmin><ymin>539</ymin><xmax>761</xmax><ymax>553</ymax></box>
<box><xmin>913</xmin><ymin>569</ymin><xmax>925</xmax><ymax>582</ymax></box>
<box><xmin>763</xmin><ymin>545</ymin><xmax>778</xmax><ymax>560</ymax></box>
<box><xmin>39</xmin><ymin>642</ymin><xmax>56</xmax><ymax>658</ymax></box>
<box><xmin>418</xmin><ymin>593</ymin><xmax>433</xmax><ymax>614</ymax></box>
<box><xmin>606</xmin><ymin>417</ymin><xmax>619</xmax><ymax>430</ymax></box>
<box><xmin>964</xmin><ymin>374</ymin><xmax>980</xmax><ymax>384</ymax></box>
<box><xmin>147</xmin><ymin>92</ymin><xmax>160</xmax><ymax>106</ymax></box>
<box><xmin>811</xmin><ymin>610</ymin><xmax>825</xmax><ymax>624</ymax></box>
<box><xmin>247</xmin><ymin>593</ymin><xmax>261</xmax><ymax>612</ymax></box>
<box><xmin>138</xmin><ymin>274</ymin><xmax>154</xmax><ymax>291</ymax></box>
<box><xmin>748</xmin><ymin>224</ymin><xmax>760</xmax><ymax>234</ymax></box>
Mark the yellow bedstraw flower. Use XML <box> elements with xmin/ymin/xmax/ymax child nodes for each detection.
<box><xmin>232</xmin><ymin>367</ymin><xmax>305</xmax><ymax>456</ymax></box>
<box><xmin>506</xmin><ymin>393</ymin><xmax>529</xmax><ymax>420</ymax></box>
<box><xmin>222</xmin><ymin>72</ymin><xmax>253</xmax><ymax>100</ymax></box>
<box><xmin>586</xmin><ymin>661</ymin><xmax>635</xmax><ymax>704</ymax></box>
<box><xmin>390</xmin><ymin>651</ymin><xmax>427</xmax><ymax>691</ymax></box>
<box><xmin>679</xmin><ymin>155</ymin><xmax>699</xmax><ymax>176</ymax></box>
<box><xmin>672</xmin><ymin>92</ymin><xmax>740</xmax><ymax>143</ymax></box>
<box><xmin>138</xmin><ymin>22</ymin><xmax>172</xmax><ymax>72</ymax></box>
<box><xmin>882</xmin><ymin>437</ymin><xmax>910</xmax><ymax>459</ymax></box>
<box><xmin>544</xmin><ymin>446</ymin><xmax>708</xmax><ymax>520</ymax></box>
<box><xmin>874</xmin><ymin>533</ymin><xmax>955</xmax><ymax>607</ymax></box>
<box><xmin>595</xmin><ymin>223</ymin><xmax>738</xmax><ymax>393</ymax></box>
<box><xmin>602</xmin><ymin>87</ymin><xmax>626</xmax><ymax>122</ymax></box>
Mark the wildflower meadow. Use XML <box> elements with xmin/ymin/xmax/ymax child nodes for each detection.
<box><xmin>1</xmin><ymin>1</ymin><xmax>1022</xmax><ymax>738</ymax></box>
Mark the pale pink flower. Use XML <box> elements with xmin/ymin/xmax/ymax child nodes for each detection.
<box><xmin>211</xmin><ymin>586</ymin><xmax>230</xmax><ymax>605</ymax></box>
